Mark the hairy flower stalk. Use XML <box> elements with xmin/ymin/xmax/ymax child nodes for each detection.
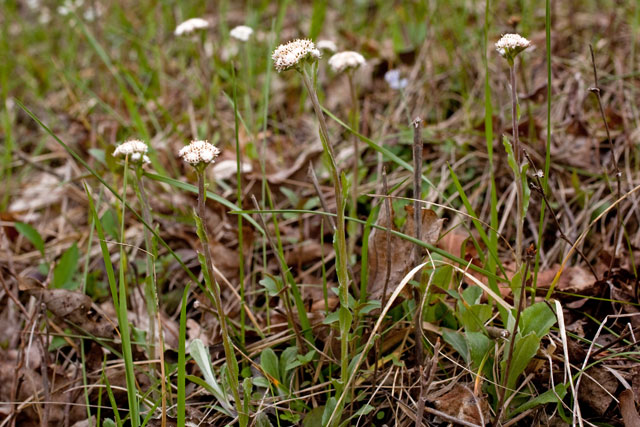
<box><xmin>178</xmin><ymin>140</ymin><xmax>246</xmax><ymax>426</ymax></box>
<box><xmin>273</xmin><ymin>39</ymin><xmax>351</xmax><ymax>397</ymax></box>
<box><xmin>114</xmin><ymin>140</ymin><xmax>158</xmax><ymax>364</ymax></box>
<box><xmin>329</xmin><ymin>51</ymin><xmax>365</xmax><ymax>256</ymax></box>
<box><xmin>496</xmin><ymin>33</ymin><xmax>531</xmax><ymax>269</ymax></box>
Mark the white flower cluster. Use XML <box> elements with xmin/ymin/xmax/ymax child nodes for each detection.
<box><xmin>230</xmin><ymin>25</ymin><xmax>253</xmax><ymax>42</ymax></box>
<box><xmin>178</xmin><ymin>140</ymin><xmax>221</xmax><ymax>165</ymax></box>
<box><xmin>113</xmin><ymin>139</ymin><xmax>150</xmax><ymax>164</ymax></box>
<box><xmin>384</xmin><ymin>69</ymin><xmax>408</xmax><ymax>90</ymax></box>
<box><xmin>328</xmin><ymin>51</ymin><xmax>365</xmax><ymax>73</ymax></box>
<box><xmin>272</xmin><ymin>39</ymin><xmax>321</xmax><ymax>72</ymax></box>
<box><xmin>495</xmin><ymin>33</ymin><xmax>531</xmax><ymax>60</ymax></box>
<box><xmin>316</xmin><ymin>40</ymin><xmax>337</xmax><ymax>53</ymax></box>
<box><xmin>174</xmin><ymin>18</ymin><xmax>210</xmax><ymax>36</ymax></box>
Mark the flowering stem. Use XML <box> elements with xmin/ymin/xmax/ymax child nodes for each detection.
<box><xmin>195</xmin><ymin>169</ymin><xmax>245</xmax><ymax>425</ymax></box>
<box><xmin>299</xmin><ymin>68</ymin><xmax>350</xmax><ymax>394</ymax></box>
<box><xmin>119</xmin><ymin>156</ymin><xmax>140</xmax><ymax>427</ymax></box>
<box><xmin>510</xmin><ymin>62</ymin><xmax>524</xmax><ymax>269</ymax></box>
<box><xmin>132</xmin><ymin>167</ymin><xmax>160</xmax><ymax>384</ymax></box>
<box><xmin>347</xmin><ymin>72</ymin><xmax>359</xmax><ymax>257</ymax></box>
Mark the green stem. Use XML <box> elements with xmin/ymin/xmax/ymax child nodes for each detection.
<box><xmin>232</xmin><ymin>64</ymin><xmax>247</xmax><ymax>350</ymax></box>
<box><xmin>133</xmin><ymin>167</ymin><xmax>158</xmax><ymax>373</ymax></box>
<box><xmin>510</xmin><ymin>63</ymin><xmax>524</xmax><ymax>269</ymax></box>
<box><xmin>299</xmin><ymin>68</ymin><xmax>350</xmax><ymax>394</ymax></box>
<box><xmin>119</xmin><ymin>157</ymin><xmax>140</xmax><ymax>427</ymax></box>
<box><xmin>347</xmin><ymin>72</ymin><xmax>359</xmax><ymax>258</ymax></box>
<box><xmin>196</xmin><ymin>169</ymin><xmax>246</xmax><ymax>426</ymax></box>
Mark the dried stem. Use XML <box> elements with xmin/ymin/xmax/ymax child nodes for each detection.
<box><xmin>373</xmin><ymin>167</ymin><xmax>392</xmax><ymax>388</ymax></box>
<box><xmin>523</xmin><ymin>150</ymin><xmax>599</xmax><ymax>281</ymax></box>
<box><xmin>412</xmin><ymin>117</ymin><xmax>424</xmax><ymax>367</ymax></box>
<box><xmin>589</xmin><ymin>44</ymin><xmax>622</xmax><ymax>270</ymax></box>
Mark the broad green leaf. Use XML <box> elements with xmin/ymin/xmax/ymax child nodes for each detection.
<box><xmin>503</xmin><ymin>332</ymin><xmax>541</xmax><ymax>391</ymax></box>
<box><xmin>466</xmin><ymin>331</ymin><xmax>492</xmax><ymax>371</ymax></box>
<box><xmin>280</xmin><ymin>347</ymin><xmax>298</xmax><ymax>380</ymax></box>
<box><xmin>53</xmin><ymin>243</ymin><xmax>79</xmax><ymax>289</ymax></box>
<box><xmin>260</xmin><ymin>348</ymin><xmax>280</xmax><ymax>384</ymax></box>
<box><xmin>259</xmin><ymin>275</ymin><xmax>280</xmax><ymax>297</ymax></box>
<box><xmin>460</xmin><ymin>304</ymin><xmax>493</xmax><ymax>333</ymax></box>
<box><xmin>510</xmin><ymin>384</ymin><xmax>567</xmax><ymax>416</ymax></box>
<box><xmin>15</xmin><ymin>222</ymin><xmax>45</xmax><ymax>255</ymax></box>
<box><xmin>322</xmin><ymin>397</ymin><xmax>338</xmax><ymax>426</ymax></box>
<box><xmin>189</xmin><ymin>339</ymin><xmax>232</xmax><ymax>411</ymax></box>
<box><xmin>100</xmin><ymin>209</ymin><xmax>119</xmax><ymax>240</ymax></box>
<box><xmin>443</xmin><ymin>329</ymin><xmax>469</xmax><ymax>364</ymax></box>
<box><xmin>303</xmin><ymin>406</ymin><xmax>325</xmax><ymax>427</ymax></box>
<box><xmin>462</xmin><ymin>286</ymin><xmax>483</xmax><ymax>305</ymax></box>
<box><xmin>520</xmin><ymin>302</ymin><xmax>556</xmax><ymax>338</ymax></box>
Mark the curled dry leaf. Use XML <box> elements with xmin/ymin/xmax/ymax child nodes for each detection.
<box><xmin>26</xmin><ymin>288</ymin><xmax>113</xmax><ymax>338</ymax></box>
<box><xmin>367</xmin><ymin>205</ymin><xmax>444</xmax><ymax>300</ymax></box>
<box><xmin>431</xmin><ymin>383</ymin><xmax>490</xmax><ymax>425</ymax></box>
<box><xmin>620</xmin><ymin>389</ymin><xmax>640</xmax><ymax>427</ymax></box>
<box><xmin>580</xmin><ymin>366</ymin><xmax>618</xmax><ymax>416</ymax></box>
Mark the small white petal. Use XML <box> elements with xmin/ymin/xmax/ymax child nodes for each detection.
<box><xmin>316</xmin><ymin>40</ymin><xmax>337</xmax><ymax>53</ymax></box>
<box><xmin>174</xmin><ymin>18</ymin><xmax>210</xmax><ymax>36</ymax></box>
<box><xmin>230</xmin><ymin>25</ymin><xmax>253</xmax><ymax>42</ymax></box>
<box><xmin>328</xmin><ymin>51</ymin><xmax>365</xmax><ymax>73</ymax></box>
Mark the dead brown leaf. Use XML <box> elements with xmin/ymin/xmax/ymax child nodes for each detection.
<box><xmin>367</xmin><ymin>205</ymin><xmax>444</xmax><ymax>300</ymax></box>
<box><xmin>431</xmin><ymin>383</ymin><xmax>490</xmax><ymax>425</ymax></box>
<box><xmin>620</xmin><ymin>389</ymin><xmax>640</xmax><ymax>427</ymax></box>
<box><xmin>580</xmin><ymin>367</ymin><xmax>618</xmax><ymax>416</ymax></box>
<box><xmin>26</xmin><ymin>288</ymin><xmax>113</xmax><ymax>338</ymax></box>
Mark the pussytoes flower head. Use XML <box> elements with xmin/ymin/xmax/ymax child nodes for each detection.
<box><xmin>178</xmin><ymin>140</ymin><xmax>221</xmax><ymax>166</ymax></box>
<box><xmin>328</xmin><ymin>51</ymin><xmax>365</xmax><ymax>73</ymax></box>
<box><xmin>272</xmin><ymin>39</ymin><xmax>321</xmax><ymax>72</ymax></box>
<box><xmin>495</xmin><ymin>33</ymin><xmax>531</xmax><ymax>62</ymax></box>
<box><xmin>113</xmin><ymin>139</ymin><xmax>150</xmax><ymax>164</ymax></box>
<box><xmin>174</xmin><ymin>18</ymin><xmax>210</xmax><ymax>36</ymax></box>
<box><xmin>230</xmin><ymin>25</ymin><xmax>253</xmax><ymax>41</ymax></box>
<box><xmin>316</xmin><ymin>40</ymin><xmax>337</xmax><ymax>53</ymax></box>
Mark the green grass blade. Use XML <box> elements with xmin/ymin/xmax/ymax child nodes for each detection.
<box><xmin>231</xmin><ymin>208</ymin><xmax>507</xmax><ymax>285</ymax></box>
<box><xmin>177</xmin><ymin>285</ymin><xmax>190</xmax><ymax>427</ymax></box>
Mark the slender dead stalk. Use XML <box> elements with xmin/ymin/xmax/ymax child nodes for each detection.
<box><xmin>588</xmin><ymin>44</ymin><xmax>622</xmax><ymax>271</ymax></box>
<box><xmin>373</xmin><ymin>167</ymin><xmax>393</xmax><ymax>387</ymax></box>
<box><xmin>412</xmin><ymin>117</ymin><xmax>424</xmax><ymax>367</ymax></box>
<box><xmin>523</xmin><ymin>150</ymin><xmax>599</xmax><ymax>281</ymax></box>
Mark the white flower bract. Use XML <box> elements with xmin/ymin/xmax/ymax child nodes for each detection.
<box><xmin>495</xmin><ymin>33</ymin><xmax>531</xmax><ymax>60</ymax></box>
<box><xmin>178</xmin><ymin>140</ymin><xmax>221</xmax><ymax>165</ymax></box>
<box><xmin>114</xmin><ymin>139</ymin><xmax>150</xmax><ymax>164</ymax></box>
<box><xmin>174</xmin><ymin>18</ymin><xmax>210</xmax><ymax>36</ymax></box>
<box><xmin>230</xmin><ymin>25</ymin><xmax>253</xmax><ymax>41</ymax></box>
<box><xmin>316</xmin><ymin>40</ymin><xmax>337</xmax><ymax>53</ymax></box>
<box><xmin>272</xmin><ymin>39</ymin><xmax>321</xmax><ymax>72</ymax></box>
<box><xmin>328</xmin><ymin>51</ymin><xmax>365</xmax><ymax>73</ymax></box>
